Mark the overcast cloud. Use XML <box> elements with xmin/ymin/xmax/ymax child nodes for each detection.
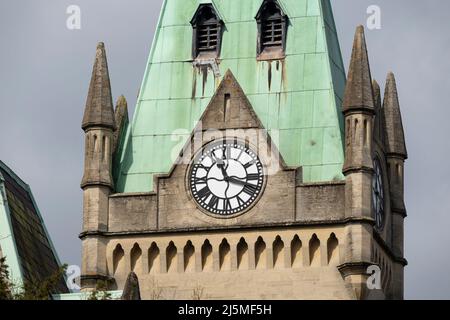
<box><xmin>0</xmin><ymin>0</ymin><xmax>448</xmax><ymax>299</ymax></box>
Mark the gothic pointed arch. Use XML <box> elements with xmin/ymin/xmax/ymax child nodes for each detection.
<box><xmin>327</xmin><ymin>233</ymin><xmax>339</xmax><ymax>265</ymax></box>
<box><xmin>309</xmin><ymin>234</ymin><xmax>321</xmax><ymax>267</ymax></box>
<box><xmin>130</xmin><ymin>243</ymin><xmax>142</xmax><ymax>274</ymax></box>
<box><xmin>291</xmin><ymin>235</ymin><xmax>302</xmax><ymax>268</ymax></box>
<box><xmin>255</xmin><ymin>236</ymin><xmax>267</xmax><ymax>270</ymax></box>
<box><xmin>219</xmin><ymin>239</ymin><xmax>231</xmax><ymax>271</ymax></box>
<box><xmin>201</xmin><ymin>239</ymin><xmax>213</xmax><ymax>271</ymax></box>
<box><xmin>113</xmin><ymin>244</ymin><xmax>125</xmax><ymax>275</ymax></box>
<box><xmin>273</xmin><ymin>236</ymin><xmax>285</xmax><ymax>269</ymax></box>
<box><xmin>236</xmin><ymin>238</ymin><xmax>249</xmax><ymax>270</ymax></box>
<box><xmin>183</xmin><ymin>241</ymin><xmax>195</xmax><ymax>272</ymax></box>
<box><xmin>148</xmin><ymin>242</ymin><xmax>160</xmax><ymax>274</ymax></box>
<box><xmin>166</xmin><ymin>242</ymin><xmax>177</xmax><ymax>273</ymax></box>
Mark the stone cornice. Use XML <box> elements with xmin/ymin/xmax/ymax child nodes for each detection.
<box><xmin>79</xmin><ymin>216</ymin><xmax>374</xmax><ymax>239</ymax></box>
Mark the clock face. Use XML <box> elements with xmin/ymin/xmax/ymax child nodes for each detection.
<box><xmin>372</xmin><ymin>158</ymin><xmax>385</xmax><ymax>230</ymax></box>
<box><xmin>189</xmin><ymin>139</ymin><xmax>265</xmax><ymax>217</ymax></box>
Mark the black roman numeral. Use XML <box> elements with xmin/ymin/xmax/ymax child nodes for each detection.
<box><xmin>236</xmin><ymin>196</ymin><xmax>245</xmax><ymax>207</ymax></box>
<box><xmin>247</xmin><ymin>174</ymin><xmax>260</xmax><ymax>181</ymax></box>
<box><xmin>236</xmin><ymin>148</ymin><xmax>244</xmax><ymax>161</ymax></box>
<box><xmin>194</xmin><ymin>176</ymin><xmax>207</xmax><ymax>184</ymax></box>
<box><xmin>195</xmin><ymin>164</ymin><xmax>210</xmax><ymax>171</ymax></box>
<box><xmin>197</xmin><ymin>187</ymin><xmax>211</xmax><ymax>201</ymax></box>
<box><xmin>225</xmin><ymin>145</ymin><xmax>231</xmax><ymax>159</ymax></box>
<box><xmin>224</xmin><ymin>198</ymin><xmax>232</xmax><ymax>212</ymax></box>
<box><xmin>209</xmin><ymin>195</ymin><xmax>219</xmax><ymax>210</ymax></box>
<box><xmin>244</xmin><ymin>160</ymin><xmax>256</xmax><ymax>169</ymax></box>
<box><xmin>243</xmin><ymin>184</ymin><xmax>258</xmax><ymax>196</ymax></box>
<box><xmin>211</xmin><ymin>150</ymin><xmax>223</xmax><ymax>164</ymax></box>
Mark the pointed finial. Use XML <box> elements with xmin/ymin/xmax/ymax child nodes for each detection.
<box><xmin>383</xmin><ymin>72</ymin><xmax>407</xmax><ymax>158</ymax></box>
<box><xmin>82</xmin><ymin>42</ymin><xmax>116</xmax><ymax>131</ymax></box>
<box><xmin>113</xmin><ymin>95</ymin><xmax>129</xmax><ymax>153</ymax></box>
<box><xmin>372</xmin><ymin>79</ymin><xmax>384</xmax><ymax>142</ymax></box>
<box><xmin>372</xmin><ymin>79</ymin><xmax>382</xmax><ymax>110</ymax></box>
<box><xmin>116</xmin><ymin>95</ymin><xmax>127</xmax><ymax>108</ymax></box>
<box><xmin>114</xmin><ymin>95</ymin><xmax>128</xmax><ymax>129</ymax></box>
<box><xmin>342</xmin><ymin>25</ymin><xmax>374</xmax><ymax>112</ymax></box>
<box><xmin>121</xmin><ymin>272</ymin><xmax>141</xmax><ymax>300</ymax></box>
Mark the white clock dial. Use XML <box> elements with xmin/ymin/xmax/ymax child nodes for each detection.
<box><xmin>189</xmin><ymin>139</ymin><xmax>265</xmax><ymax>216</ymax></box>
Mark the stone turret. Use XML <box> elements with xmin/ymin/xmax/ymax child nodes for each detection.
<box><xmin>383</xmin><ymin>73</ymin><xmax>407</xmax><ymax>160</ymax></box>
<box><xmin>342</xmin><ymin>25</ymin><xmax>375</xmax><ymax>218</ymax></box>
<box><xmin>80</xmin><ymin>42</ymin><xmax>116</xmax><ymax>290</ymax></box>
<box><xmin>383</xmin><ymin>72</ymin><xmax>407</xmax><ymax>257</ymax></box>
<box><xmin>81</xmin><ymin>42</ymin><xmax>116</xmax><ymax>189</ymax></box>
<box><xmin>339</xmin><ymin>26</ymin><xmax>376</xmax><ymax>299</ymax></box>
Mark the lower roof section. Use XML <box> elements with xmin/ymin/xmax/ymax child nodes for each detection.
<box><xmin>0</xmin><ymin>160</ymin><xmax>68</xmax><ymax>293</ymax></box>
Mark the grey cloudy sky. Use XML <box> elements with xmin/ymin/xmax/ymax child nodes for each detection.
<box><xmin>0</xmin><ymin>0</ymin><xmax>448</xmax><ymax>299</ymax></box>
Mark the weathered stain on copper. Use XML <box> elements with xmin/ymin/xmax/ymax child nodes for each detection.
<box><xmin>281</xmin><ymin>59</ymin><xmax>287</xmax><ymax>93</ymax></box>
<box><xmin>192</xmin><ymin>68</ymin><xmax>197</xmax><ymax>99</ymax></box>
<box><xmin>202</xmin><ymin>65</ymin><xmax>208</xmax><ymax>96</ymax></box>
<box><xmin>276</xmin><ymin>92</ymin><xmax>282</xmax><ymax>119</ymax></box>
<box><xmin>268</xmin><ymin>61</ymin><xmax>272</xmax><ymax>91</ymax></box>
<box><xmin>192</xmin><ymin>64</ymin><xmax>211</xmax><ymax>98</ymax></box>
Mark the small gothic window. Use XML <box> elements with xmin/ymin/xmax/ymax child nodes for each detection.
<box><xmin>191</xmin><ymin>4</ymin><xmax>223</xmax><ymax>59</ymax></box>
<box><xmin>256</xmin><ymin>0</ymin><xmax>288</xmax><ymax>59</ymax></box>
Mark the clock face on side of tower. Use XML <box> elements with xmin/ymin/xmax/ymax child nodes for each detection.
<box><xmin>188</xmin><ymin>139</ymin><xmax>266</xmax><ymax>217</ymax></box>
<box><xmin>372</xmin><ymin>157</ymin><xmax>385</xmax><ymax>230</ymax></box>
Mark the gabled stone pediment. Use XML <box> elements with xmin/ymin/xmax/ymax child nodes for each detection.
<box><xmin>197</xmin><ymin>69</ymin><xmax>264</xmax><ymax>131</ymax></box>
<box><xmin>150</xmin><ymin>70</ymin><xmax>300</xmax><ymax>229</ymax></box>
<box><xmin>190</xmin><ymin>69</ymin><xmax>293</xmax><ymax>173</ymax></box>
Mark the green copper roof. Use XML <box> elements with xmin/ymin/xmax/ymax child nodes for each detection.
<box><xmin>0</xmin><ymin>161</ymin><xmax>68</xmax><ymax>292</ymax></box>
<box><xmin>115</xmin><ymin>0</ymin><xmax>346</xmax><ymax>193</ymax></box>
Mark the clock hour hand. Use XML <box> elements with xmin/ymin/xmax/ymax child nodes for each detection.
<box><xmin>216</xmin><ymin>149</ymin><xmax>229</xmax><ymax>179</ymax></box>
<box><xmin>226</xmin><ymin>177</ymin><xmax>253</xmax><ymax>187</ymax></box>
<box><xmin>218</xmin><ymin>163</ymin><xmax>229</xmax><ymax>179</ymax></box>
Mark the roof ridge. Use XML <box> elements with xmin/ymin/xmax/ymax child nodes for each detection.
<box><xmin>0</xmin><ymin>160</ymin><xmax>32</xmax><ymax>193</ymax></box>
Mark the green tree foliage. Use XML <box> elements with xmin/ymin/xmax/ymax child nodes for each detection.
<box><xmin>0</xmin><ymin>257</ymin><xmax>12</xmax><ymax>300</ymax></box>
<box><xmin>0</xmin><ymin>256</ymin><xmax>67</xmax><ymax>300</ymax></box>
<box><xmin>87</xmin><ymin>280</ymin><xmax>112</xmax><ymax>300</ymax></box>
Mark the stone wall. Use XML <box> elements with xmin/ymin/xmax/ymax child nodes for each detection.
<box><xmin>296</xmin><ymin>182</ymin><xmax>346</xmax><ymax>221</ymax></box>
<box><xmin>109</xmin><ymin>193</ymin><xmax>157</xmax><ymax>232</ymax></box>
<box><xmin>105</xmin><ymin>226</ymin><xmax>355</xmax><ymax>300</ymax></box>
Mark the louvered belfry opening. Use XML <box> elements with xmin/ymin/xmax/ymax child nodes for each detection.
<box><xmin>191</xmin><ymin>4</ymin><xmax>222</xmax><ymax>59</ymax></box>
<box><xmin>197</xmin><ymin>15</ymin><xmax>219</xmax><ymax>52</ymax></box>
<box><xmin>262</xmin><ymin>6</ymin><xmax>283</xmax><ymax>48</ymax></box>
<box><xmin>256</xmin><ymin>0</ymin><xmax>287</xmax><ymax>59</ymax></box>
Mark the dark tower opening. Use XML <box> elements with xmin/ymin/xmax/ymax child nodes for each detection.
<box><xmin>256</xmin><ymin>0</ymin><xmax>288</xmax><ymax>59</ymax></box>
<box><xmin>191</xmin><ymin>4</ymin><xmax>223</xmax><ymax>59</ymax></box>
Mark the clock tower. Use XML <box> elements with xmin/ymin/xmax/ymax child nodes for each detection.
<box><xmin>80</xmin><ymin>0</ymin><xmax>407</xmax><ymax>300</ymax></box>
